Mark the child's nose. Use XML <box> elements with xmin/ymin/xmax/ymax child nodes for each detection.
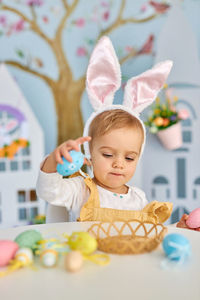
<box><xmin>112</xmin><ymin>157</ymin><xmax>124</xmax><ymax>169</ymax></box>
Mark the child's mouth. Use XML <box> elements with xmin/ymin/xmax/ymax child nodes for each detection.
<box><xmin>110</xmin><ymin>173</ymin><xmax>123</xmax><ymax>177</ymax></box>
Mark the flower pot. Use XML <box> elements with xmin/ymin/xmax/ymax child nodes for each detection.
<box><xmin>156</xmin><ymin>122</ymin><xmax>182</xmax><ymax>150</ymax></box>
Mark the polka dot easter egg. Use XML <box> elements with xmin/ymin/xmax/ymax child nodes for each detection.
<box><xmin>57</xmin><ymin>150</ymin><xmax>84</xmax><ymax>176</ymax></box>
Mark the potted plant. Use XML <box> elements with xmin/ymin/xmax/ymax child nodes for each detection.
<box><xmin>145</xmin><ymin>85</ymin><xmax>189</xmax><ymax>150</ymax></box>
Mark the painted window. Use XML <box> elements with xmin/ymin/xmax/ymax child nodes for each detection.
<box><xmin>193</xmin><ymin>177</ymin><xmax>200</xmax><ymax>200</ymax></box>
<box><xmin>22</xmin><ymin>160</ymin><xmax>31</xmax><ymax>170</ymax></box>
<box><xmin>18</xmin><ymin>208</ymin><xmax>27</xmax><ymax>220</ymax></box>
<box><xmin>176</xmin><ymin>158</ymin><xmax>186</xmax><ymax>198</ymax></box>
<box><xmin>10</xmin><ymin>161</ymin><xmax>18</xmax><ymax>171</ymax></box>
<box><xmin>0</xmin><ymin>192</ymin><xmax>1</xmax><ymax>223</ymax></box>
<box><xmin>171</xmin><ymin>206</ymin><xmax>189</xmax><ymax>223</ymax></box>
<box><xmin>0</xmin><ymin>161</ymin><xmax>6</xmax><ymax>171</ymax></box>
<box><xmin>30</xmin><ymin>190</ymin><xmax>37</xmax><ymax>202</ymax></box>
<box><xmin>18</xmin><ymin>190</ymin><xmax>26</xmax><ymax>203</ymax></box>
<box><xmin>152</xmin><ymin>176</ymin><xmax>170</xmax><ymax>200</ymax></box>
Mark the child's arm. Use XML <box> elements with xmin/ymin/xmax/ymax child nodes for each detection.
<box><xmin>41</xmin><ymin>136</ymin><xmax>91</xmax><ymax>173</ymax></box>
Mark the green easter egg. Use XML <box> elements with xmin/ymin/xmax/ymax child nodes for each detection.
<box><xmin>14</xmin><ymin>229</ymin><xmax>43</xmax><ymax>249</ymax></box>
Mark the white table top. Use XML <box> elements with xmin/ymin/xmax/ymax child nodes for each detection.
<box><xmin>0</xmin><ymin>222</ymin><xmax>199</xmax><ymax>300</ymax></box>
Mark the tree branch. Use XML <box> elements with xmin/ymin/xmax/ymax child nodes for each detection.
<box><xmin>61</xmin><ymin>0</ymin><xmax>69</xmax><ymax>10</ymax></box>
<box><xmin>3</xmin><ymin>60</ymin><xmax>54</xmax><ymax>86</ymax></box>
<box><xmin>97</xmin><ymin>0</ymin><xmax>158</xmax><ymax>39</ymax></box>
<box><xmin>1</xmin><ymin>4</ymin><xmax>32</xmax><ymax>24</ymax></box>
<box><xmin>119</xmin><ymin>49</ymin><xmax>138</xmax><ymax>65</ymax></box>
<box><xmin>56</xmin><ymin>0</ymin><xmax>79</xmax><ymax>38</ymax></box>
<box><xmin>1</xmin><ymin>5</ymin><xmax>52</xmax><ymax>45</ymax></box>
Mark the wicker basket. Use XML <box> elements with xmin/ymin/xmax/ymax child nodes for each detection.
<box><xmin>88</xmin><ymin>220</ymin><xmax>167</xmax><ymax>255</ymax></box>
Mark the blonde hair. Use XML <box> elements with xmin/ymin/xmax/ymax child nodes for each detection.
<box><xmin>88</xmin><ymin>109</ymin><xmax>144</xmax><ymax>151</ymax></box>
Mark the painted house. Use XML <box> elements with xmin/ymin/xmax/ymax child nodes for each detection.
<box><xmin>0</xmin><ymin>64</ymin><xmax>45</xmax><ymax>228</ymax></box>
<box><xmin>142</xmin><ymin>2</ymin><xmax>200</xmax><ymax>224</ymax></box>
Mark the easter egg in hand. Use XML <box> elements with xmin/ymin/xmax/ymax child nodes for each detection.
<box><xmin>57</xmin><ymin>150</ymin><xmax>84</xmax><ymax>176</ymax></box>
<box><xmin>162</xmin><ymin>233</ymin><xmax>191</xmax><ymax>261</ymax></box>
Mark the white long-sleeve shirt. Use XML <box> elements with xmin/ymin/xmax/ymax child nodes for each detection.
<box><xmin>36</xmin><ymin>170</ymin><xmax>148</xmax><ymax>222</ymax></box>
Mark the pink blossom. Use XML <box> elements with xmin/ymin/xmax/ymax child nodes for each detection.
<box><xmin>13</xmin><ymin>20</ymin><xmax>25</xmax><ymax>32</ymax></box>
<box><xmin>101</xmin><ymin>1</ymin><xmax>109</xmax><ymax>7</ymax></box>
<box><xmin>125</xmin><ymin>46</ymin><xmax>133</xmax><ymax>53</ymax></box>
<box><xmin>102</xmin><ymin>11</ymin><xmax>110</xmax><ymax>21</ymax></box>
<box><xmin>140</xmin><ymin>4</ymin><xmax>147</xmax><ymax>12</ymax></box>
<box><xmin>0</xmin><ymin>15</ymin><xmax>7</xmax><ymax>26</ymax></box>
<box><xmin>26</xmin><ymin>0</ymin><xmax>43</xmax><ymax>6</ymax></box>
<box><xmin>138</xmin><ymin>35</ymin><xmax>154</xmax><ymax>54</ymax></box>
<box><xmin>149</xmin><ymin>1</ymin><xmax>170</xmax><ymax>14</ymax></box>
<box><xmin>75</xmin><ymin>18</ymin><xmax>85</xmax><ymax>27</ymax></box>
<box><xmin>76</xmin><ymin>47</ymin><xmax>87</xmax><ymax>57</ymax></box>
<box><xmin>42</xmin><ymin>16</ymin><xmax>49</xmax><ymax>23</ymax></box>
<box><xmin>178</xmin><ymin>109</ymin><xmax>189</xmax><ymax>120</ymax></box>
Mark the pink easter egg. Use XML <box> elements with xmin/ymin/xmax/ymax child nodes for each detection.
<box><xmin>0</xmin><ymin>240</ymin><xmax>19</xmax><ymax>267</ymax></box>
<box><xmin>186</xmin><ymin>208</ymin><xmax>200</xmax><ymax>229</ymax></box>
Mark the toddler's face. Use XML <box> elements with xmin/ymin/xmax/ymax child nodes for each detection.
<box><xmin>90</xmin><ymin>127</ymin><xmax>143</xmax><ymax>194</ymax></box>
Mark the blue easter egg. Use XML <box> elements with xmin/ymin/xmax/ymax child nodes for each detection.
<box><xmin>162</xmin><ymin>233</ymin><xmax>191</xmax><ymax>261</ymax></box>
<box><xmin>56</xmin><ymin>150</ymin><xmax>84</xmax><ymax>176</ymax></box>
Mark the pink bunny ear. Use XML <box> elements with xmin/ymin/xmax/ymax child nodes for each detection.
<box><xmin>123</xmin><ymin>60</ymin><xmax>173</xmax><ymax>114</ymax></box>
<box><xmin>86</xmin><ymin>36</ymin><xmax>121</xmax><ymax>111</ymax></box>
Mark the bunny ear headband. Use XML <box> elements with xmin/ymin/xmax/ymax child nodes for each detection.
<box><xmin>83</xmin><ymin>36</ymin><xmax>173</xmax><ymax>159</ymax></box>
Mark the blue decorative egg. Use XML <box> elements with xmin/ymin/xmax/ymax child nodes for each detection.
<box><xmin>56</xmin><ymin>150</ymin><xmax>84</xmax><ymax>176</ymax></box>
<box><xmin>162</xmin><ymin>233</ymin><xmax>191</xmax><ymax>261</ymax></box>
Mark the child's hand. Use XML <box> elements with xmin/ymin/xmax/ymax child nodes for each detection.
<box><xmin>41</xmin><ymin>136</ymin><xmax>91</xmax><ymax>173</ymax></box>
<box><xmin>54</xmin><ymin>136</ymin><xmax>91</xmax><ymax>165</ymax></box>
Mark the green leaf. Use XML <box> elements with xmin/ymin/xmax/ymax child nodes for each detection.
<box><xmin>15</xmin><ymin>49</ymin><xmax>25</xmax><ymax>58</ymax></box>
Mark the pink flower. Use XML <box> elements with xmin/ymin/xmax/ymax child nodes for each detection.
<box><xmin>178</xmin><ymin>109</ymin><xmax>189</xmax><ymax>120</ymax></box>
<box><xmin>42</xmin><ymin>16</ymin><xmax>49</xmax><ymax>23</ymax></box>
<box><xmin>149</xmin><ymin>1</ymin><xmax>170</xmax><ymax>14</ymax></box>
<box><xmin>138</xmin><ymin>35</ymin><xmax>154</xmax><ymax>54</ymax></box>
<box><xmin>75</xmin><ymin>18</ymin><xmax>85</xmax><ymax>27</ymax></box>
<box><xmin>125</xmin><ymin>46</ymin><xmax>133</xmax><ymax>53</ymax></box>
<box><xmin>76</xmin><ymin>47</ymin><xmax>87</xmax><ymax>57</ymax></box>
<box><xmin>101</xmin><ymin>1</ymin><xmax>109</xmax><ymax>7</ymax></box>
<box><xmin>140</xmin><ymin>4</ymin><xmax>147</xmax><ymax>12</ymax></box>
<box><xmin>102</xmin><ymin>11</ymin><xmax>110</xmax><ymax>21</ymax></box>
<box><xmin>0</xmin><ymin>15</ymin><xmax>7</xmax><ymax>26</ymax></box>
<box><xmin>26</xmin><ymin>0</ymin><xmax>43</xmax><ymax>6</ymax></box>
<box><xmin>13</xmin><ymin>20</ymin><xmax>25</xmax><ymax>32</ymax></box>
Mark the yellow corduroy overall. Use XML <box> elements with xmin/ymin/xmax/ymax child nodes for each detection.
<box><xmin>72</xmin><ymin>172</ymin><xmax>173</xmax><ymax>224</ymax></box>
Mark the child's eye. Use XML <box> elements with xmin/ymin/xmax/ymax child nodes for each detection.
<box><xmin>103</xmin><ymin>153</ymin><xmax>113</xmax><ymax>158</ymax></box>
<box><xmin>125</xmin><ymin>157</ymin><xmax>134</xmax><ymax>161</ymax></box>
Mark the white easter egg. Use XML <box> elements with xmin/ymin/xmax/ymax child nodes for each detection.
<box><xmin>40</xmin><ymin>249</ymin><xmax>58</xmax><ymax>267</ymax></box>
<box><xmin>15</xmin><ymin>248</ymin><xmax>33</xmax><ymax>263</ymax></box>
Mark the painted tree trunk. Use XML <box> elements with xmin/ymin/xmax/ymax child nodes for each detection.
<box><xmin>52</xmin><ymin>78</ymin><xmax>85</xmax><ymax>145</ymax></box>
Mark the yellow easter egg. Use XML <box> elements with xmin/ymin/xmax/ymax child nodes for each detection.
<box><xmin>64</xmin><ymin>251</ymin><xmax>83</xmax><ymax>273</ymax></box>
<box><xmin>68</xmin><ymin>232</ymin><xmax>97</xmax><ymax>255</ymax></box>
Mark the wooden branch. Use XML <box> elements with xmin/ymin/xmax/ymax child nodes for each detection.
<box><xmin>56</xmin><ymin>0</ymin><xmax>79</xmax><ymax>38</ymax></box>
<box><xmin>97</xmin><ymin>0</ymin><xmax>158</xmax><ymax>39</ymax></box>
<box><xmin>119</xmin><ymin>48</ymin><xmax>138</xmax><ymax>65</ymax></box>
<box><xmin>61</xmin><ymin>0</ymin><xmax>69</xmax><ymax>10</ymax></box>
<box><xmin>1</xmin><ymin>5</ymin><xmax>32</xmax><ymax>24</ymax></box>
<box><xmin>30</xmin><ymin>6</ymin><xmax>37</xmax><ymax>23</ymax></box>
<box><xmin>3</xmin><ymin>60</ymin><xmax>54</xmax><ymax>85</ymax></box>
<box><xmin>1</xmin><ymin>5</ymin><xmax>52</xmax><ymax>45</ymax></box>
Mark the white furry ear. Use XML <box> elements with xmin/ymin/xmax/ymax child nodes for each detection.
<box><xmin>123</xmin><ymin>60</ymin><xmax>173</xmax><ymax>115</ymax></box>
<box><xmin>86</xmin><ymin>36</ymin><xmax>121</xmax><ymax>111</ymax></box>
